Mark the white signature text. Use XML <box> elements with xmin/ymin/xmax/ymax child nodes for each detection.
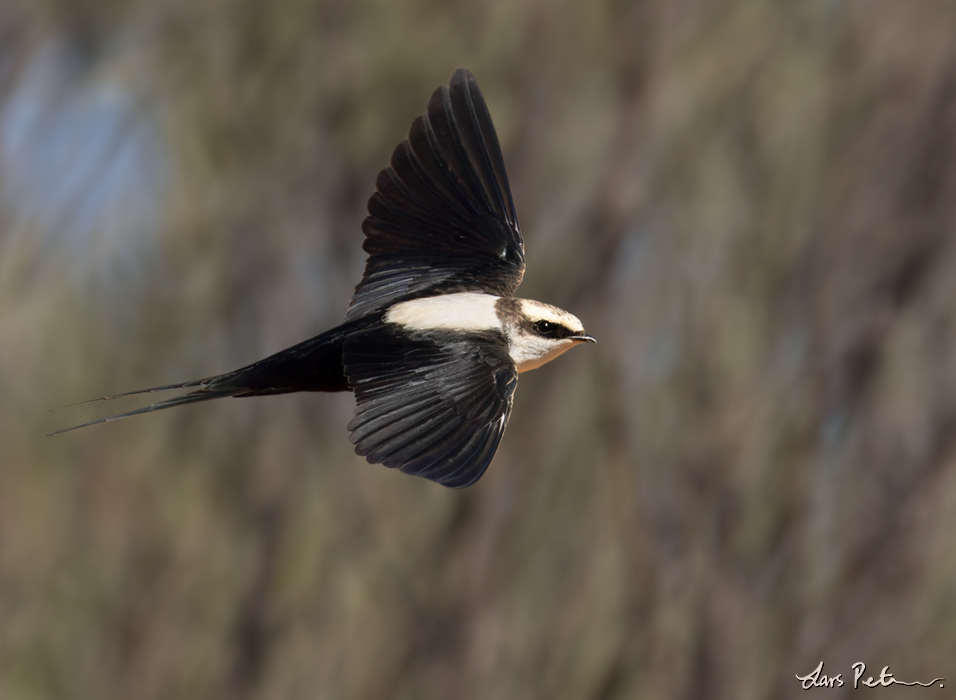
<box><xmin>795</xmin><ymin>661</ymin><xmax>944</xmax><ymax>690</ymax></box>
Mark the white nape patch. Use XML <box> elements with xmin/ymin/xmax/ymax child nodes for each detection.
<box><xmin>385</xmin><ymin>293</ymin><xmax>502</xmax><ymax>332</ymax></box>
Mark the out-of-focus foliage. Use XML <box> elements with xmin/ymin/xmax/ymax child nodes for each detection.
<box><xmin>3</xmin><ymin>0</ymin><xmax>956</xmax><ymax>697</ymax></box>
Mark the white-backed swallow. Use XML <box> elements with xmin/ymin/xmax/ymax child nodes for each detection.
<box><xmin>52</xmin><ymin>68</ymin><xmax>595</xmax><ymax>488</ymax></box>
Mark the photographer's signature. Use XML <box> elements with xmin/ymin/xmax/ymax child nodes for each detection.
<box><xmin>796</xmin><ymin>661</ymin><xmax>944</xmax><ymax>690</ymax></box>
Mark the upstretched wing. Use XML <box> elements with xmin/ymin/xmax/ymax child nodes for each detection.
<box><xmin>347</xmin><ymin>68</ymin><xmax>525</xmax><ymax>321</ymax></box>
<box><xmin>343</xmin><ymin>325</ymin><xmax>518</xmax><ymax>488</ymax></box>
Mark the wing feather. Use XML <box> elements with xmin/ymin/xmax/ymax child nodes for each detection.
<box><xmin>348</xmin><ymin>69</ymin><xmax>524</xmax><ymax>320</ymax></box>
<box><xmin>344</xmin><ymin>326</ymin><xmax>517</xmax><ymax>488</ymax></box>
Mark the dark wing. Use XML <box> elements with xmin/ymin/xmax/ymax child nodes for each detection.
<box><xmin>347</xmin><ymin>68</ymin><xmax>525</xmax><ymax>321</ymax></box>
<box><xmin>343</xmin><ymin>326</ymin><xmax>518</xmax><ymax>488</ymax></box>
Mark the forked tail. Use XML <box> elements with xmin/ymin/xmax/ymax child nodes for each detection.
<box><xmin>47</xmin><ymin>373</ymin><xmax>254</xmax><ymax>436</ymax></box>
<box><xmin>47</xmin><ymin>319</ymin><xmax>363</xmax><ymax>436</ymax></box>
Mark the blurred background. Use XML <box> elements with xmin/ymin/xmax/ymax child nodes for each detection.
<box><xmin>3</xmin><ymin>0</ymin><xmax>956</xmax><ymax>698</ymax></box>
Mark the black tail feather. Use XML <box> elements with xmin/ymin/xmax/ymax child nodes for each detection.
<box><xmin>46</xmin><ymin>384</ymin><xmax>241</xmax><ymax>436</ymax></box>
<box><xmin>49</xmin><ymin>379</ymin><xmax>209</xmax><ymax>412</ymax></box>
<box><xmin>47</xmin><ymin>317</ymin><xmax>371</xmax><ymax>437</ymax></box>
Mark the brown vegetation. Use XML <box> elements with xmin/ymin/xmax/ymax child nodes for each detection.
<box><xmin>3</xmin><ymin>1</ymin><xmax>956</xmax><ymax>698</ymax></box>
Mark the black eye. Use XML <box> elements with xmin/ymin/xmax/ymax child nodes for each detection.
<box><xmin>533</xmin><ymin>320</ymin><xmax>557</xmax><ymax>336</ymax></box>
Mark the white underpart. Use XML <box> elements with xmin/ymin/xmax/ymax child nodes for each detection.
<box><xmin>510</xmin><ymin>337</ymin><xmax>578</xmax><ymax>373</ymax></box>
<box><xmin>385</xmin><ymin>292</ymin><xmax>502</xmax><ymax>331</ymax></box>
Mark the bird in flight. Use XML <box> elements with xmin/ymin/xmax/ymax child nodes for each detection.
<box><xmin>52</xmin><ymin>68</ymin><xmax>595</xmax><ymax>488</ymax></box>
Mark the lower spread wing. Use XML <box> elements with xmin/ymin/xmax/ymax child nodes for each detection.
<box><xmin>347</xmin><ymin>68</ymin><xmax>525</xmax><ymax>321</ymax></box>
<box><xmin>343</xmin><ymin>325</ymin><xmax>518</xmax><ymax>488</ymax></box>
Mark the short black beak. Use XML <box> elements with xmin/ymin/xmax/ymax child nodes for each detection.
<box><xmin>571</xmin><ymin>334</ymin><xmax>596</xmax><ymax>343</ymax></box>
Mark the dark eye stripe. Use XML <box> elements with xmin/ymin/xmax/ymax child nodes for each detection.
<box><xmin>531</xmin><ymin>320</ymin><xmax>575</xmax><ymax>338</ymax></box>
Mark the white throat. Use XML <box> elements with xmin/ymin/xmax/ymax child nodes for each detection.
<box><xmin>510</xmin><ymin>337</ymin><xmax>578</xmax><ymax>372</ymax></box>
